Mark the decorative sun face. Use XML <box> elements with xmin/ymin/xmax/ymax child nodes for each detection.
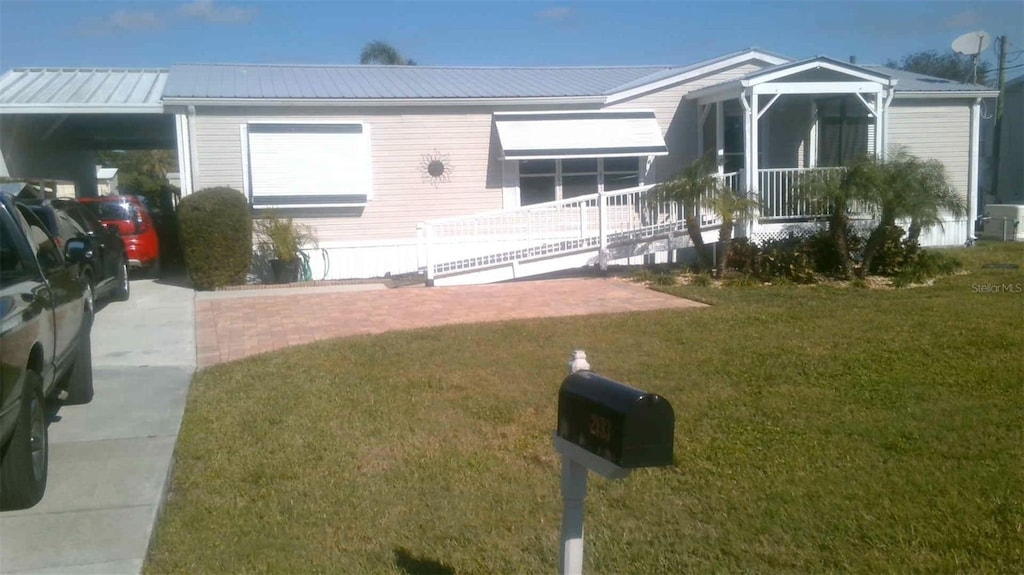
<box><xmin>421</xmin><ymin>150</ymin><xmax>453</xmax><ymax>187</ymax></box>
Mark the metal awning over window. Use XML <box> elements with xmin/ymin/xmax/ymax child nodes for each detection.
<box><xmin>494</xmin><ymin>110</ymin><xmax>668</xmax><ymax>160</ymax></box>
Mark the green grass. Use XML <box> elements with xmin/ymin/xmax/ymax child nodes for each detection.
<box><xmin>146</xmin><ymin>242</ymin><xmax>1024</xmax><ymax>574</ymax></box>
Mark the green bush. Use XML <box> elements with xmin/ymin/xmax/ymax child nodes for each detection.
<box><xmin>178</xmin><ymin>187</ymin><xmax>252</xmax><ymax>290</ymax></box>
<box><xmin>652</xmin><ymin>272</ymin><xmax>677</xmax><ymax>286</ymax></box>
<box><xmin>805</xmin><ymin>229</ymin><xmax>863</xmax><ymax>277</ymax></box>
<box><xmin>757</xmin><ymin>238</ymin><xmax>817</xmax><ymax>284</ymax></box>
<box><xmin>691</xmin><ymin>271</ymin><xmax>714</xmax><ymax>287</ymax></box>
<box><xmin>892</xmin><ymin>249</ymin><xmax>963</xmax><ymax>287</ymax></box>
<box><xmin>725</xmin><ymin>274</ymin><xmax>760</xmax><ymax>287</ymax></box>
<box><xmin>868</xmin><ymin>225</ymin><xmax>917</xmax><ymax>276</ymax></box>
<box><xmin>725</xmin><ymin>237</ymin><xmax>759</xmax><ymax>275</ymax></box>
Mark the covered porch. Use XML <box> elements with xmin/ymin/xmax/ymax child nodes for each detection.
<box><xmin>688</xmin><ymin>57</ymin><xmax>898</xmax><ymax>233</ymax></box>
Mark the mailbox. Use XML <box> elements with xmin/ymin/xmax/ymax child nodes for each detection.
<box><xmin>557</xmin><ymin>370</ymin><xmax>674</xmax><ymax>468</ymax></box>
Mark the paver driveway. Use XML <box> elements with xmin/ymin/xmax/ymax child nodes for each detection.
<box><xmin>196</xmin><ymin>277</ymin><xmax>705</xmax><ymax>368</ymax></box>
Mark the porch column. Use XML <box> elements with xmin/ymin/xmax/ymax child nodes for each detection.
<box><xmin>873</xmin><ymin>92</ymin><xmax>884</xmax><ymax>160</ymax></box>
<box><xmin>174</xmin><ymin>113</ymin><xmax>194</xmax><ymax>196</ymax></box>
<box><xmin>740</xmin><ymin>90</ymin><xmax>753</xmax><ymax>193</ymax></box>
<box><xmin>749</xmin><ymin>89</ymin><xmax>760</xmax><ymax>195</ymax></box>
<box><xmin>740</xmin><ymin>88</ymin><xmax>759</xmax><ymax>239</ymax></box>
<box><xmin>808</xmin><ymin>100</ymin><xmax>818</xmax><ymax>168</ymax></box>
<box><xmin>697</xmin><ymin>104</ymin><xmax>706</xmax><ymax>162</ymax></box>
<box><xmin>715</xmin><ymin>102</ymin><xmax>724</xmax><ymax>175</ymax></box>
<box><xmin>968</xmin><ymin>97</ymin><xmax>981</xmax><ymax>243</ymax></box>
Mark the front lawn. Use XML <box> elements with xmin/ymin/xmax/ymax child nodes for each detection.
<box><xmin>147</xmin><ymin>242</ymin><xmax>1023</xmax><ymax>574</ymax></box>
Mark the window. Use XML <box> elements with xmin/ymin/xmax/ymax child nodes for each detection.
<box><xmin>519</xmin><ymin>160</ymin><xmax>557</xmax><ymax>206</ymax></box>
<box><xmin>245</xmin><ymin>123</ymin><xmax>372</xmax><ymax>209</ymax></box>
<box><xmin>0</xmin><ymin>213</ymin><xmax>26</xmax><ymax>278</ymax></box>
<box><xmin>518</xmin><ymin>157</ymin><xmax>640</xmax><ymax>206</ymax></box>
<box><xmin>67</xmin><ymin>205</ymin><xmax>102</xmax><ymax>235</ymax></box>
<box><xmin>15</xmin><ymin>205</ymin><xmax>63</xmax><ymax>273</ymax></box>
<box><xmin>561</xmin><ymin>159</ymin><xmax>598</xmax><ymax>199</ymax></box>
<box><xmin>603</xmin><ymin>157</ymin><xmax>640</xmax><ymax>191</ymax></box>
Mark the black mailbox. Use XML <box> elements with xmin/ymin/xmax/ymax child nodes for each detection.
<box><xmin>557</xmin><ymin>370</ymin><xmax>674</xmax><ymax>468</ymax></box>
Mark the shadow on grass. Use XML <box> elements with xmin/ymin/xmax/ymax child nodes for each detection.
<box><xmin>393</xmin><ymin>547</ymin><xmax>455</xmax><ymax>575</ymax></box>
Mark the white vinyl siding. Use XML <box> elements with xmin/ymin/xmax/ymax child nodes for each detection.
<box><xmin>191</xmin><ymin>106</ymin><xmax>502</xmax><ymax>243</ymax></box>
<box><xmin>887</xmin><ymin>100</ymin><xmax>972</xmax><ymax>200</ymax></box>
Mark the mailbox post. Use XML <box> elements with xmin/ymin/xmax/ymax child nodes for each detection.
<box><xmin>554</xmin><ymin>350</ymin><xmax>675</xmax><ymax>575</ymax></box>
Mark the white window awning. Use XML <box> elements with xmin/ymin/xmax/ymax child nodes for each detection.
<box><xmin>494</xmin><ymin>110</ymin><xmax>668</xmax><ymax>160</ymax></box>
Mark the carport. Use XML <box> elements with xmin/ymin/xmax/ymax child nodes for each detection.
<box><xmin>0</xmin><ymin>68</ymin><xmax>180</xmax><ymax>197</ymax></box>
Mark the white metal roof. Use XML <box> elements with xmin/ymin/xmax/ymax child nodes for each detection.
<box><xmin>0</xmin><ymin>68</ymin><xmax>167</xmax><ymax>113</ymax></box>
<box><xmin>494</xmin><ymin>110</ymin><xmax>668</xmax><ymax>160</ymax></box>
<box><xmin>161</xmin><ymin>49</ymin><xmax>789</xmax><ymax>103</ymax></box>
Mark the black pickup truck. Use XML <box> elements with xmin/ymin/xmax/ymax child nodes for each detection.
<box><xmin>0</xmin><ymin>192</ymin><xmax>94</xmax><ymax>510</ymax></box>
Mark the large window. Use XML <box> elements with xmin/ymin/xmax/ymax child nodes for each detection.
<box><xmin>245</xmin><ymin>123</ymin><xmax>371</xmax><ymax>209</ymax></box>
<box><xmin>518</xmin><ymin>157</ymin><xmax>640</xmax><ymax>206</ymax></box>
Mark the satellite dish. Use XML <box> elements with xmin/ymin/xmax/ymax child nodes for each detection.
<box><xmin>952</xmin><ymin>31</ymin><xmax>992</xmax><ymax>56</ymax></box>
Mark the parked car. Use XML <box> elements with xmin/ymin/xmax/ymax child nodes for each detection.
<box><xmin>0</xmin><ymin>192</ymin><xmax>94</xmax><ymax>510</ymax></box>
<box><xmin>22</xmin><ymin>198</ymin><xmax>130</xmax><ymax>303</ymax></box>
<box><xmin>78</xmin><ymin>195</ymin><xmax>160</xmax><ymax>275</ymax></box>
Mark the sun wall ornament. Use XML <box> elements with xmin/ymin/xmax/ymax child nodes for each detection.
<box><xmin>420</xmin><ymin>150</ymin><xmax>453</xmax><ymax>187</ymax></box>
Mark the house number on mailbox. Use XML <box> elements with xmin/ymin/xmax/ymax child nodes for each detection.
<box><xmin>589</xmin><ymin>414</ymin><xmax>611</xmax><ymax>442</ymax></box>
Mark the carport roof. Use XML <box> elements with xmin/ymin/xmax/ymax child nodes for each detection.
<box><xmin>0</xmin><ymin>68</ymin><xmax>167</xmax><ymax>113</ymax></box>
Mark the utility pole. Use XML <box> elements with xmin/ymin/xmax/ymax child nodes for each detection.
<box><xmin>992</xmin><ymin>35</ymin><xmax>1008</xmax><ymax>200</ymax></box>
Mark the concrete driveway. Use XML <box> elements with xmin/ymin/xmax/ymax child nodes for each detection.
<box><xmin>0</xmin><ymin>278</ymin><xmax>195</xmax><ymax>574</ymax></box>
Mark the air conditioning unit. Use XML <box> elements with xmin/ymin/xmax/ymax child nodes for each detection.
<box><xmin>980</xmin><ymin>204</ymin><xmax>1024</xmax><ymax>241</ymax></box>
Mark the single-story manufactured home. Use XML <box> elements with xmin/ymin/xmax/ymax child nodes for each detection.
<box><xmin>0</xmin><ymin>48</ymin><xmax>999</xmax><ymax>284</ymax></box>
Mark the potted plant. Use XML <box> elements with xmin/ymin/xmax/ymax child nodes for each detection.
<box><xmin>254</xmin><ymin>214</ymin><xmax>318</xmax><ymax>284</ymax></box>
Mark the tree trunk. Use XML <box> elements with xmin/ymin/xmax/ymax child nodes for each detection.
<box><xmin>683</xmin><ymin>203</ymin><xmax>711</xmax><ymax>269</ymax></box>
<box><xmin>907</xmin><ymin>219</ymin><xmax>922</xmax><ymax>243</ymax></box>
<box><xmin>716</xmin><ymin>218</ymin><xmax>734</xmax><ymax>278</ymax></box>
<box><xmin>861</xmin><ymin>207</ymin><xmax>897</xmax><ymax>277</ymax></box>
<box><xmin>829</xmin><ymin>208</ymin><xmax>851</xmax><ymax>278</ymax></box>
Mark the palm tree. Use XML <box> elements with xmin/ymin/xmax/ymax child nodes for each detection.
<box><xmin>649</xmin><ymin>155</ymin><xmax>721</xmax><ymax>270</ymax></box>
<box><xmin>858</xmin><ymin>147</ymin><xmax>965</xmax><ymax>273</ymax></box>
<box><xmin>705</xmin><ymin>189</ymin><xmax>759</xmax><ymax>278</ymax></box>
<box><xmin>359</xmin><ymin>41</ymin><xmax>416</xmax><ymax>65</ymax></box>
<box><xmin>794</xmin><ymin>158</ymin><xmax>872</xmax><ymax>278</ymax></box>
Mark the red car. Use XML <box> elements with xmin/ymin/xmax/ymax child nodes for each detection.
<box><xmin>79</xmin><ymin>195</ymin><xmax>161</xmax><ymax>275</ymax></box>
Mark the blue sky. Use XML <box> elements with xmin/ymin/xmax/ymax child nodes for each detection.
<box><xmin>0</xmin><ymin>1</ymin><xmax>1021</xmax><ymax>72</ymax></box>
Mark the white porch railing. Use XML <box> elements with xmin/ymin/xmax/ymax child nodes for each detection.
<box><xmin>757</xmin><ymin>167</ymin><xmax>846</xmax><ymax>220</ymax></box>
<box><xmin>419</xmin><ymin>184</ymin><xmax>693</xmax><ymax>282</ymax></box>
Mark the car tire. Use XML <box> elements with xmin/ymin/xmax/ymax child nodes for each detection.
<box><xmin>150</xmin><ymin>257</ymin><xmax>161</xmax><ymax>278</ymax></box>
<box><xmin>0</xmin><ymin>371</ymin><xmax>48</xmax><ymax>511</ymax></box>
<box><xmin>114</xmin><ymin>257</ymin><xmax>130</xmax><ymax>302</ymax></box>
<box><xmin>62</xmin><ymin>323</ymin><xmax>94</xmax><ymax>405</ymax></box>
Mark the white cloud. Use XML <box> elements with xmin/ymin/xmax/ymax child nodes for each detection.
<box><xmin>180</xmin><ymin>0</ymin><xmax>257</xmax><ymax>24</ymax></box>
<box><xmin>536</xmin><ymin>6</ymin><xmax>574</xmax><ymax>22</ymax></box>
<box><xmin>945</xmin><ymin>10</ymin><xmax>982</xmax><ymax>29</ymax></box>
<box><xmin>79</xmin><ymin>9</ymin><xmax>161</xmax><ymax>35</ymax></box>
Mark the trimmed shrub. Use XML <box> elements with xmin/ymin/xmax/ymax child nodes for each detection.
<box><xmin>892</xmin><ymin>249</ymin><xmax>963</xmax><ymax>287</ymax></box>
<box><xmin>178</xmin><ymin>187</ymin><xmax>252</xmax><ymax>290</ymax></box>
<box><xmin>725</xmin><ymin>237</ymin><xmax>759</xmax><ymax>275</ymax></box>
<box><xmin>757</xmin><ymin>237</ymin><xmax>817</xmax><ymax>284</ymax></box>
<box><xmin>805</xmin><ymin>229</ymin><xmax>863</xmax><ymax>277</ymax></box>
<box><xmin>867</xmin><ymin>225</ymin><xmax>916</xmax><ymax>276</ymax></box>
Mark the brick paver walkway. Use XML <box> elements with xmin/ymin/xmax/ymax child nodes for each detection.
<box><xmin>194</xmin><ymin>277</ymin><xmax>705</xmax><ymax>368</ymax></box>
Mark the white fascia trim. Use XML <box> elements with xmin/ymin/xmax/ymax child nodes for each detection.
<box><xmin>747</xmin><ymin>60</ymin><xmax>894</xmax><ymax>85</ymax></box>
<box><xmin>0</xmin><ymin>105</ymin><xmax>164</xmax><ymax>114</ymax></box>
<box><xmin>694</xmin><ymin>85</ymin><xmax>744</xmax><ymax>105</ymax></box>
<box><xmin>893</xmin><ymin>91</ymin><xmax>999</xmax><ymax>99</ymax></box>
<box><xmin>161</xmin><ymin>96</ymin><xmax>606</xmax><ymax>107</ymax></box>
<box><xmin>603</xmin><ymin>51</ymin><xmax>790</xmax><ymax>104</ymax></box>
<box><xmin>752</xmin><ymin>81</ymin><xmax>884</xmax><ymax>95</ymax></box>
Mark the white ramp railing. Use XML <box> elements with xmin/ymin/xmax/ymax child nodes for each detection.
<box><xmin>419</xmin><ymin>184</ymin><xmax>695</xmax><ymax>282</ymax></box>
